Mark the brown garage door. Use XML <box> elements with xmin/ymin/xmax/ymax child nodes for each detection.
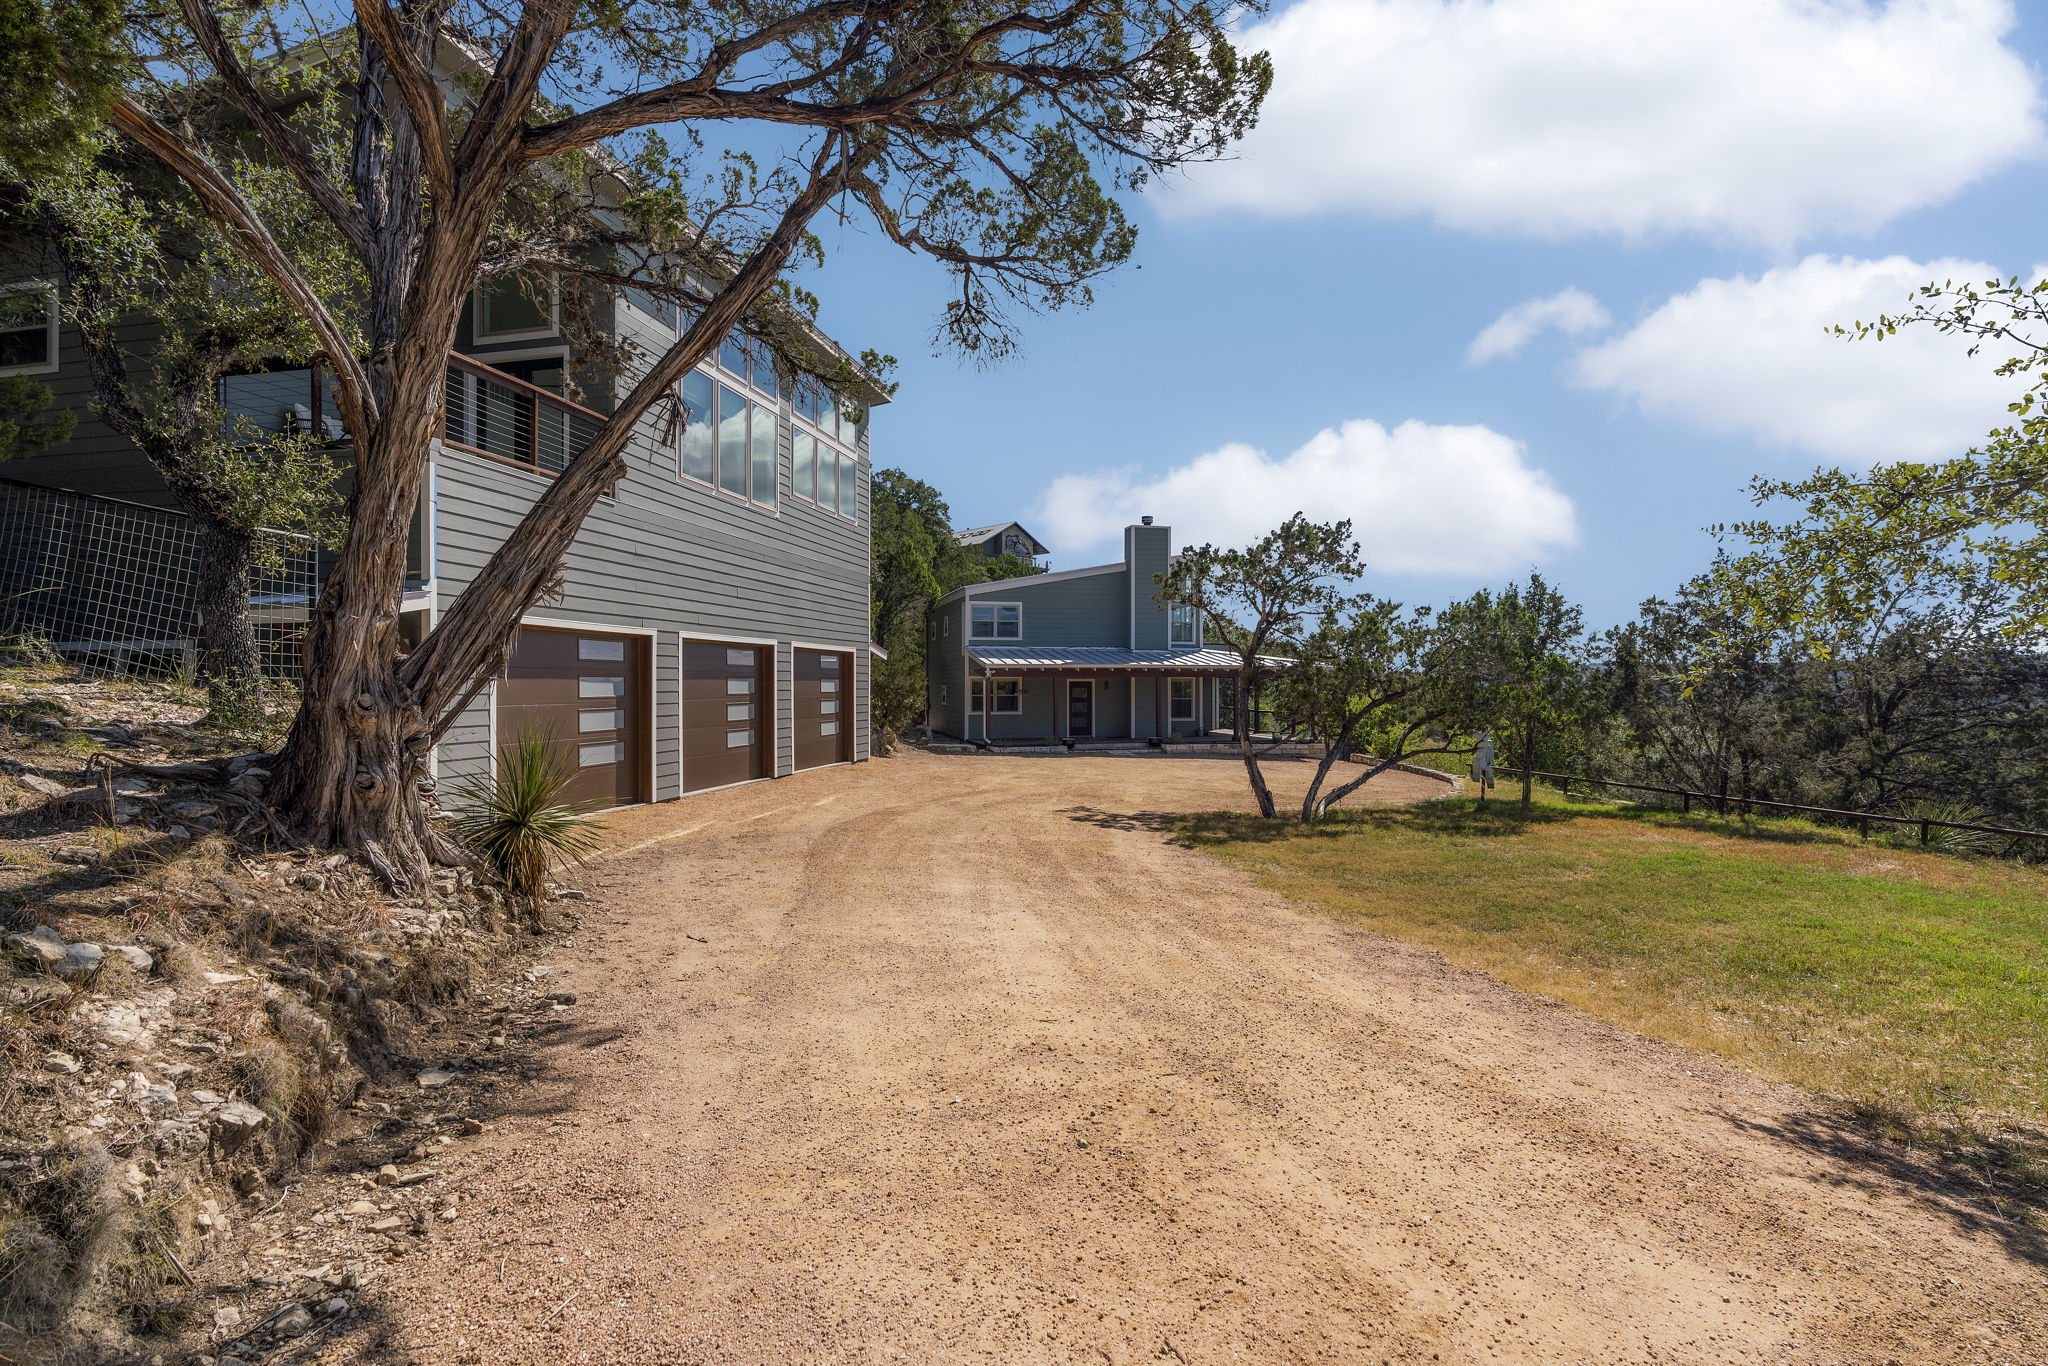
<box><xmin>683</xmin><ymin>640</ymin><xmax>770</xmax><ymax>792</ymax></box>
<box><xmin>792</xmin><ymin>649</ymin><xmax>852</xmax><ymax>771</ymax></box>
<box><xmin>496</xmin><ymin>627</ymin><xmax>648</xmax><ymax>807</ymax></box>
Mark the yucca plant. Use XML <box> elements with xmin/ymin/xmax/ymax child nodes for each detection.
<box><xmin>1898</xmin><ymin>799</ymin><xmax>2002</xmax><ymax>856</ymax></box>
<box><xmin>448</xmin><ymin>731</ymin><xmax>606</xmax><ymax>904</ymax></box>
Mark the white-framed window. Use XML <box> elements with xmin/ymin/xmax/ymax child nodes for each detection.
<box><xmin>970</xmin><ymin>602</ymin><xmax>1022</xmax><ymax>640</ymax></box>
<box><xmin>1169</xmin><ymin>602</ymin><xmax>1198</xmax><ymax>646</ymax></box>
<box><xmin>475</xmin><ymin>272</ymin><xmax>559</xmax><ymax>341</ymax></box>
<box><xmin>1168</xmin><ymin>677</ymin><xmax>1196</xmax><ymax>721</ymax></box>
<box><xmin>0</xmin><ymin>281</ymin><xmax>59</xmax><ymax>376</ymax></box>
<box><xmin>791</xmin><ymin>376</ymin><xmax>863</xmax><ymax>522</ymax></box>
<box><xmin>678</xmin><ymin>367</ymin><xmax>777</xmax><ymax>510</ymax></box>
<box><xmin>971</xmin><ymin>676</ymin><xmax>1023</xmax><ymax>713</ymax></box>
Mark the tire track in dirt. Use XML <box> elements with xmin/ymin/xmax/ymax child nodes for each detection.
<box><xmin>327</xmin><ymin>751</ymin><xmax>2043</xmax><ymax>1365</ymax></box>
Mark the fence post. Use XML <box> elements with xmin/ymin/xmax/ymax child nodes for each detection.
<box><xmin>1681</xmin><ymin>792</ymin><xmax>1690</xmax><ymax>814</ymax></box>
<box><xmin>1920</xmin><ymin>821</ymin><xmax>1931</xmax><ymax>846</ymax></box>
<box><xmin>1859</xmin><ymin>816</ymin><xmax>1870</xmax><ymax>840</ymax></box>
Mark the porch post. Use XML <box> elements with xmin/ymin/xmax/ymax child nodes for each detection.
<box><xmin>981</xmin><ymin>662</ymin><xmax>991</xmax><ymax>742</ymax></box>
<box><xmin>1057</xmin><ymin>673</ymin><xmax>1066</xmax><ymax>741</ymax></box>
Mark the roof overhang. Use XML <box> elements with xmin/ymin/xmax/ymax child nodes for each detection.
<box><xmin>965</xmin><ymin>647</ymin><xmax>1290</xmax><ymax>672</ymax></box>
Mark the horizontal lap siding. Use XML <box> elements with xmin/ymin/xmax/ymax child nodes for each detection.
<box><xmin>0</xmin><ymin>296</ymin><xmax>188</xmax><ymax>509</ymax></box>
<box><xmin>972</xmin><ymin>570</ymin><xmax>1129</xmax><ymax>649</ymax></box>
<box><xmin>431</xmin><ymin>300</ymin><xmax>873</xmax><ymax>794</ymax></box>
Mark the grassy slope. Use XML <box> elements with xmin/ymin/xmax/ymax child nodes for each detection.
<box><xmin>1176</xmin><ymin>791</ymin><xmax>2048</xmax><ymax>1136</ymax></box>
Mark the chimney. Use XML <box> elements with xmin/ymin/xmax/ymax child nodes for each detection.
<box><xmin>1125</xmin><ymin>518</ymin><xmax>1173</xmax><ymax>649</ymax></box>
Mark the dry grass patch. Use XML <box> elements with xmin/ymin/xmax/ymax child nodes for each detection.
<box><xmin>1174</xmin><ymin>790</ymin><xmax>2048</xmax><ymax>1181</ymax></box>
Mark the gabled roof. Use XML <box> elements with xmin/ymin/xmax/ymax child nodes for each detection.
<box><xmin>937</xmin><ymin>560</ymin><xmax>1122</xmax><ymax>603</ymax></box>
<box><xmin>955</xmin><ymin>521</ymin><xmax>1048</xmax><ymax>555</ymax></box>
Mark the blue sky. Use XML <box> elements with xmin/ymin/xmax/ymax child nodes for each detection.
<box><xmin>791</xmin><ymin>0</ymin><xmax>2048</xmax><ymax>629</ymax></box>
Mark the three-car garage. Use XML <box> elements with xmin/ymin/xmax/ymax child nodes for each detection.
<box><xmin>494</xmin><ymin>625</ymin><xmax>864</xmax><ymax>807</ymax></box>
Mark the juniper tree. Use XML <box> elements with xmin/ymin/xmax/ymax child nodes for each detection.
<box><xmin>1160</xmin><ymin>515</ymin><xmax>1362</xmax><ymax>817</ymax></box>
<box><xmin>10</xmin><ymin>0</ymin><xmax>1270</xmax><ymax>881</ymax></box>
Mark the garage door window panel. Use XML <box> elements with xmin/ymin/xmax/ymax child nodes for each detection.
<box><xmin>683</xmin><ymin>640</ymin><xmax>771</xmax><ymax>792</ymax></box>
<box><xmin>499</xmin><ymin>628</ymin><xmax>647</xmax><ymax>807</ymax></box>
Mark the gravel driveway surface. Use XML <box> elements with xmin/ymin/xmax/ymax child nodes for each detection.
<box><xmin>344</xmin><ymin>749</ymin><xmax>2045</xmax><ymax>1364</ymax></box>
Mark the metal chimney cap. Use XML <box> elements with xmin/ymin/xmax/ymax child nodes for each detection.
<box><xmin>1141</xmin><ymin>515</ymin><xmax>1154</xmax><ymax>525</ymax></box>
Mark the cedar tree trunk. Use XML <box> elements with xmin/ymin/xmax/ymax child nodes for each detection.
<box><xmin>189</xmin><ymin>518</ymin><xmax>262</xmax><ymax>716</ymax></box>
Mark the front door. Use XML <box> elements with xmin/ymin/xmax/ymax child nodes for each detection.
<box><xmin>1067</xmin><ymin>680</ymin><xmax>1094</xmax><ymax>738</ymax></box>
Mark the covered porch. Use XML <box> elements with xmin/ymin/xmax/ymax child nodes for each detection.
<box><xmin>960</xmin><ymin>646</ymin><xmax>1280</xmax><ymax>745</ymax></box>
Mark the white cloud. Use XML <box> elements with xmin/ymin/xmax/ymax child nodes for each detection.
<box><xmin>1034</xmin><ymin>419</ymin><xmax>1577</xmax><ymax>576</ymax></box>
<box><xmin>1179</xmin><ymin>0</ymin><xmax>2043</xmax><ymax>242</ymax></box>
<box><xmin>1572</xmin><ymin>254</ymin><xmax>2027</xmax><ymax>463</ymax></box>
<box><xmin>1467</xmin><ymin>288</ymin><xmax>1611</xmax><ymax>364</ymax></box>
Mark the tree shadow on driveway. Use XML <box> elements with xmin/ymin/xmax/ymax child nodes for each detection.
<box><xmin>1720</xmin><ymin>1105</ymin><xmax>2048</xmax><ymax>1271</ymax></box>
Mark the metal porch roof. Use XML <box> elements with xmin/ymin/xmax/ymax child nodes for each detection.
<box><xmin>964</xmin><ymin>646</ymin><xmax>1289</xmax><ymax>671</ymax></box>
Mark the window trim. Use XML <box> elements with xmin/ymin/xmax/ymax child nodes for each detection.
<box><xmin>1168</xmin><ymin>601</ymin><xmax>1199</xmax><ymax>647</ymax></box>
<box><xmin>791</xmin><ymin>418</ymin><xmax>862</xmax><ymax>523</ymax></box>
<box><xmin>969</xmin><ymin>601</ymin><xmax>1023</xmax><ymax>641</ymax></box>
<box><xmin>0</xmin><ymin>280</ymin><xmax>60</xmax><ymax>378</ymax></box>
<box><xmin>970</xmin><ymin>675</ymin><xmax>1023</xmax><ymax>715</ymax></box>
<box><xmin>1168</xmin><ymin>676</ymin><xmax>1197</xmax><ymax>722</ymax></box>
<box><xmin>473</xmin><ymin>273</ymin><xmax>561</xmax><ymax>342</ymax></box>
<box><xmin>675</xmin><ymin>366</ymin><xmax>779</xmax><ymax>514</ymax></box>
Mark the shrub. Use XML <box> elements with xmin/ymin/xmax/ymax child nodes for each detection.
<box><xmin>448</xmin><ymin>732</ymin><xmax>605</xmax><ymax>904</ymax></box>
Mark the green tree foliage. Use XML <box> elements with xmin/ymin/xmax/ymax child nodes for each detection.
<box><xmin>1717</xmin><ymin>275</ymin><xmax>2048</xmax><ymax>639</ymax></box>
<box><xmin>869</xmin><ymin>469</ymin><xmax>1037</xmax><ymax>740</ymax></box>
<box><xmin>1447</xmin><ymin>572</ymin><xmax>1588</xmax><ymax>808</ymax></box>
<box><xmin>0</xmin><ymin>0</ymin><xmax>124</xmax><ymax>178</ymax></box>
<box><xmin>5</xmin><ymin>0</ymin><xmax>1271</xmax><ymax>872</ymax></box>
<box><xmin>1269</xmin><ymin>596</ymin><xmax>1485</xmax><ymax>821</ymax></box>
<box><xmin>0</xmin><ymin>375</ymin><xmax>73</xmax><ymax>461</ymax></box>
<box><xmin>1596</xmin><ymin>570</ymin><xmax>2048</xmax><ymax>830</ymax></box>
<box><xmin>1598</xmin><ymin>571</ymin><xmax>1797</xmax><ymax>803</ymax></box>
<box><xmin>1160</xmin><ymin>515</ymin><xmax>1364</xmax><ymax>818</ymax></box>
<box><xmin>3</xmin><ymin>127</ymin><xmax>357</xmax><ymax>716</ymax></box>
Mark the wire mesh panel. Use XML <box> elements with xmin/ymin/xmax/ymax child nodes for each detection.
<box><xmin>0</xmin><ymin>477</ymin><xmax>317</xmax><ymax>682</ymax></box>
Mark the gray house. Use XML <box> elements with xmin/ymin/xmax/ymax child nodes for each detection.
<box><xmin>0</xmin><ymin>265</ymin><xmax>886</xmax><ymax>807</ymax></box>
<box><xmin>954</xmin><ymin>520</ymin><xmax>1047</xmax><ymax>568</ymax></box>
<box><xmin>927</xmin><ymin>518</ymin><xmax>1252</xmax><ymax>744</ymax></box>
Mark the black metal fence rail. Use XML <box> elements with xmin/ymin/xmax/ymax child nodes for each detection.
<box><xmin>1496</xmin><ymin>766</ymin><xmax>2048</xmax><ymax>851</ymax></box>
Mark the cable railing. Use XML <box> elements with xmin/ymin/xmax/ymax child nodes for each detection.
<box><xmin>1497</xmin><ymin>766</ymin><xmax>2048</xmax><ymax>854</ymax></box>
<box><xmin>442</xmin><ymin>352</ymin><xmax>608</xmax><ymax>475</ymax></box>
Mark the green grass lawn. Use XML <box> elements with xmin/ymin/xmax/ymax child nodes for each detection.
<box><xmin>1174</xmin><ymin>790</ymin><xmax>2048</xmax><ymax>1147</ymax></box>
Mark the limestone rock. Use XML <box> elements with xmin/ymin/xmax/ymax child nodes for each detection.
<box><xmin>210</xmin><ymin>1100</ymin><xmax>271</xmax><ymax>1152</ymax></box>
<box><xmin>106</xmin><ymin>944</ymin><xmax>154</xmax><ymax>973</ymax></box>
<box><xmin>5</xmin><ymin>926</ymin><xmax>68</xmax><ymax>970</ymax></box>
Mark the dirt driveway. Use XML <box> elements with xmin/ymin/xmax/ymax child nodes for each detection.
<box><xmin>351</xmin><ymin>749</ymin><xmax>2044</xmax><ymax>1364</ymax></box>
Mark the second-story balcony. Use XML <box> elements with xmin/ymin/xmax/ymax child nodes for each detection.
<box><xmin>219</xmin><ymin>351</ymin><xmax>610</xmax><ymax>479</ymax></box>
<box><xmin>441</xmin><ymin>352</ymin><xmax>608</xmax><ymax>476</ymax></box>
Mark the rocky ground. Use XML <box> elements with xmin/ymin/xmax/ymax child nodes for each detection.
<box><xmin>0</xmin><ymin>666</ymin><xmax>545</xmax><ymax>1364</ymax></box>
